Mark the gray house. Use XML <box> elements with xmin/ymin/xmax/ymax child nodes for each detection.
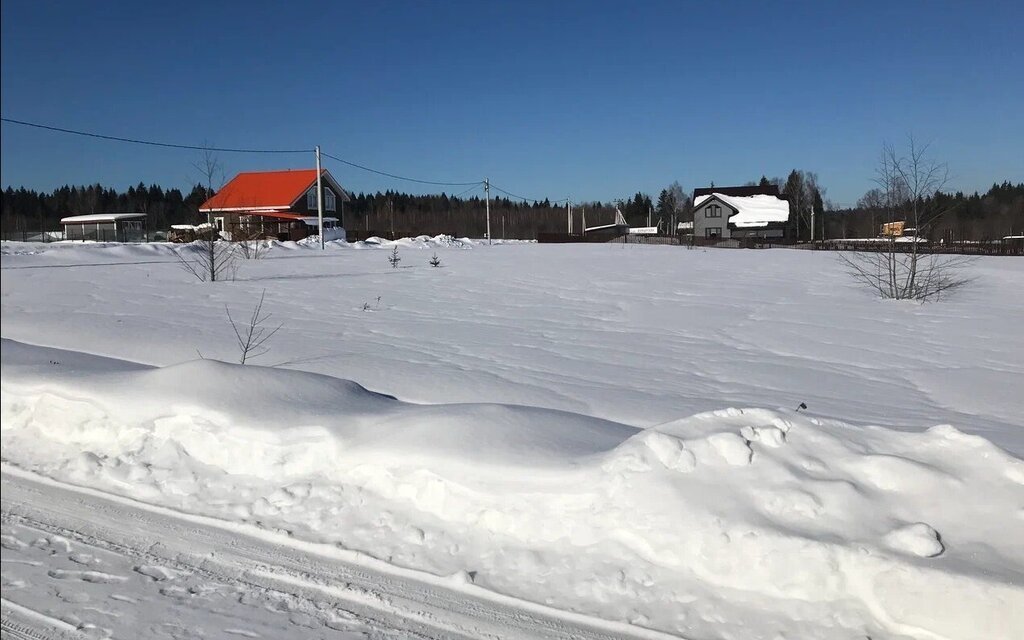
<box><xmin>692</xmin><ymin>185</ymin><xmax>790</xmax><ymax>241</ymax></box>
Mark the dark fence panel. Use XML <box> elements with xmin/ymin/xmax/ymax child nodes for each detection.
<box><xmin>813</xmin><ymin>239</ymin><xmax>1023</xmax><ymax>256</ymax></box>
<box><xmin>0</xmin><ymin>228</ymin><xmax>64</xmax><ymax>242</ymax></box>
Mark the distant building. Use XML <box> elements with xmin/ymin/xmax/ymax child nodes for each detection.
<box><xmin>61</xmin><ymin>213</ymin><xmax>147</xmax><ymax>242</ymax></box>
<box><xmin>691</xmin><ymin>185</ymin><xmax>790</xmax><ymax>241</ymax></box>
<box><xmin>199</xmin><ymin>169</ymin><xmax>351</xmax><ymax>242</ymax></box>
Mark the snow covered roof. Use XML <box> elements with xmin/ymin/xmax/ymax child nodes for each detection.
<box><xmin>299</xmin><ymin>216</ymin><xmax>339</xmax><ymax>225</ymax></box>
<box><xmin>677</xmin><ymin>221</ymin><xmax>694</xmax><ymax>230</ymax></box>
<box><xmin>61</xmin><ymin>213</ymin><xmax>147</xmax><ymax>224</ymax></box>
<box><xmin>694</xmin><ymin>193</ymin><xmax>790</xmax><ymax>228</ymax></box>
<box><xmin>629</xmin><ymin>227</ymin><xmax>658</xmax><ymax>235</ymax></box>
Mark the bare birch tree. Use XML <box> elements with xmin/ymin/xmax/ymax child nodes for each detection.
<box><xmin>177</xmin><ymin>147</ymin><xmax>238</xmax><ymax>281</ymax></box>
<box><xmin>839</xmin><ymin>136</ymin><xmax>971</xmax><ymax>301</ymax></box>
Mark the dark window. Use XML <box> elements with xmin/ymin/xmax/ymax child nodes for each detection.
<box><xmin>705</xmin><ymin>204</ymin><xmax>722</xmax><ymax>218</ymax></box>
<box><xmin>705</xmin><ymin>227</ymin><xmax>722</xmax><ymax>238</ymax></box>
<box><xmin>307</xmin><ymin>188</ymin><xmax>337</xmax><ymax>212</ymax></box>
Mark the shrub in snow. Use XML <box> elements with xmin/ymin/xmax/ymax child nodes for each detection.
<box><xmin>388</xmin><ymin>246</ymin><xmax>401</xmax><ymax>269</ymax></box>
<box><xmin>429</xmin><ymin>253</ymin><xmax>441</xmax><ymax>268</ymax></box>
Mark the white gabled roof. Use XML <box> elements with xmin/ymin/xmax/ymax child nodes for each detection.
<box><xmin>61</xmin><ymin>213</ymin><xmax>147</xmax><ymax>224</ymax></box>
<box><xmin>694</xmin><ymin>193</ymin><xmax>790</xmax><ymax>228</ymax></box>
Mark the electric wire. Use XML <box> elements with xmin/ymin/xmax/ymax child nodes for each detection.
<box><xmin>4</xmin><ymin>117</ymin><xmax>567</xmax><ymax>202</ymax></box>
<box><xmin>320</xmin><ymin>151</ymin><xmax>481</xmax><ymax>187</ymax></box>
<box><xmin>0</xmin><ymin>117</ymin><xmax>310</xmax><ymax>154</ymax></box>
<box><xmin>489</xmin><ymin>183</ymin><xmax>568</xmax><ymax>204</ymax></box>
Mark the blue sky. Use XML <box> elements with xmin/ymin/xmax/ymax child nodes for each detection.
<box><xmin>2</xmin><ymin>0</ymin><xmax>1021</xmax><ymax>205</ymax></box>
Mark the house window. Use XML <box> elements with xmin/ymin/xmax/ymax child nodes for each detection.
<box><xmin>307</xmin><ymin>187</ymin><xmax>337</xmax><ymax>212</ymax></box>
<box><xmin>705</xmin><ymin>227</ymin><xmax>722</xmax><ymax>238</ymax></box>
<box><xmin>705</xmin><ymin>204</ymin><xmax>722</xmax><ymax>218</ymax></box>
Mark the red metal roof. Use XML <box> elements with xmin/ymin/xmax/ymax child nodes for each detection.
<box><xmin>199</xmin><ymin>169</ymin><xmax>319</xmax><ymax>211</ymax></box>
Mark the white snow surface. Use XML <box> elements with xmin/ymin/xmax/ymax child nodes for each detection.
<box><xmin>693</xmin><ymin>193</ymin><xmax>790</xmax><ymax>227</ymax></box>
<box><xmin>2</xmin><ymin>240</ymin><xmax>1023</xmax><ymax>639</ymax></box>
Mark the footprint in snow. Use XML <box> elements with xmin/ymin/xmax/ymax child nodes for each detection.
<box><xmin>69</xmin><ymin>552</ymin><xmax>99</xmax><ymax>565</ymax></box>
<box><xmin>48</xmin><ymin>569</ymin><xmax>128</xmax><ymax>584</ymax></box>
<box><xmin>133</xmin><ymin>564</ymin><xmax>178</xmax><ymax>581</ymax></box>
<box><xmin>32</xmin><ymin>535</ymin><xmax>73</xmax><ymax>553</ymax></box>
<box><xmin>109</xmin><ymin>594</ymin><xmax>137</xmax><ymax>604</ymax></box>
<box><xmin>0</xmin><ymin>534</ymin><xmax>28</xmax><ymax>550</ymax></box>
<box><xmin>57</xmin><ymin>590</ymin><xmax>90</xmax><ymax>604</ymax></box>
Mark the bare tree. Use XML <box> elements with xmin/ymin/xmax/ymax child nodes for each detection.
<box><xmin>177</xmin><ymin>235</ymin><xmax>238</xmax><ymax>281</ymax></box>
<box><xmin>226</xmin><ymin>290</ymin><xmax>282</xmax><ymax>364</ymax></box>
<box><xmin>177</xmin><ymin>147</ymin><xmax>238</xmax><ymax>281</ymax></box>
<box><xmin>235</xmin><ymin>231</ymin><xmax>270</xmax><ymax>260</ymax></box>
<box><xmin>839</xmin><ymin>137</ymin><xmax>971</xmax><ymax>301</ymax></box>
<box><xmin>667</xmin><ymin>181</ymin><xmax>687</xmax><ymax>233</ymax></box>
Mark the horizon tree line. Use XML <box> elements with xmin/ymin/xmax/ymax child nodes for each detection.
<box><xmin>3</xmin><ymin>177</ymin><xmax>1020</xmax><ymax>242</ymax></box>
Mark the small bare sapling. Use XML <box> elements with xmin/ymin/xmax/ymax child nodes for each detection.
<box><xmin>226</xmin><ymin>290</ymin><xmax>282</xmax><ymax>364</ymax></box>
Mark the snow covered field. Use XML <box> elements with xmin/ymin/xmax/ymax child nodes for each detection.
<box><xmin>2</xmin><ymin>238</ymin><xmax>1023</xmax><ymax>639</ymax></box>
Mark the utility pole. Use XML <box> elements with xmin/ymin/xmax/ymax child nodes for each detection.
<box><xmin>315</xmin><ymin>145</ymin><xmax>325</xmax><ymax>250</ymax></box>
<box><xmin>810</xmin><ymin>204</ymin><xmax>816</xmax><ymax>242</ymax></box>
<box><xmin>484</xmin><ymin>178</ymin><xmax>491</xmax><ymax>245</ymax></box>
<box><xmin>567</xmin><ymin>199</ymin><xmax>572</xmax><ymax>234</ymax></box>
<box><xmin>389</xmin><ymin>198</ymin><xmax>394</xmax><ymax>240</ymax></box>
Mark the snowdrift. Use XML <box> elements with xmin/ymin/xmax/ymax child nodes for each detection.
<box><xmin>2</xmin><ymin>339</ymin><xmax>1022</xmax><ymax>639</ymax></box>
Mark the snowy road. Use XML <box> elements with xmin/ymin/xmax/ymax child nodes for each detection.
<box><xmin>0</xmin><ymin>465</ymin><xmax>680</xmax><ymax>640</ymax></box>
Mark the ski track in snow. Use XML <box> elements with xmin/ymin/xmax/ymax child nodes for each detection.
<box><xmin>2</xmin><ymin>239</ymin><xmax>1024</xmax><ymax>639</ymax></box>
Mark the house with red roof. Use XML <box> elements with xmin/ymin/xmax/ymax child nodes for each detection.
<box><xmin>199</xmin><ymin>169</ymin><xmax>350</xmax><ymax>242</ymax></box>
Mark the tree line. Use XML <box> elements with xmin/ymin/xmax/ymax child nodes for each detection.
<box><xmin>3</xmin><ymin>177</ymin><xmax>1020</xmax><ymax>241</ymax></box>
<box><xmin>830</xmin><ymin>181</ymin><xmax>1024</xmax><ymax>242</ymax></box>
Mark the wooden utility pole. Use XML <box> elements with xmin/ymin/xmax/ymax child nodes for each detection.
<box><xmin>484</xmin><ymin>178</ymin><xmax>491</xmax><ymax>245</ymax></box>
<box><xmin>315</xmin><ymin>145</ymin><xmax>325</xmax><ymax>250</ymax></box>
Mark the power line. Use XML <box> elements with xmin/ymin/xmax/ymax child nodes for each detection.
<box><xmin>3</xmin><ymin>116</ymin><xmax>562</xmax><ymax>199</ymax></box>
<box><xmin>452</xmin><ymin>183</ymin><xmax>481</xmax><ymax>198</ymax></box>
<box><xmin>489</xmin><ymin>183</ymin><xmax>568</xmax><ymax>204</ymax></box>
<box><xmin>0</xmin><ymin>117</ymin><xmax>310</xmax><ymax>154</ymax></box>
<box><xmin>320</xmin><ymin>151</ymin><xmax>481</xmax><ymax>187</ymax></box>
